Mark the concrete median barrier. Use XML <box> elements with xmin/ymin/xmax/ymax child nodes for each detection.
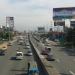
<box><xmin>29</xmin><ymin>38</ymin><xmax>60</xmax><ymax>75</ymax></box>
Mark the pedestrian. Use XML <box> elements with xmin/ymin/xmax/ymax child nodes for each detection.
<box><xmin>27</xmin><ymin>62</ymin><xmax>30</xmax><ymax>75</ymax></box>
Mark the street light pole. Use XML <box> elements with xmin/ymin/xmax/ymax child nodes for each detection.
<box><xmin>9</xmin><ymin>27</ymin><xmax>10</xmax><ymax>41</ymax></box>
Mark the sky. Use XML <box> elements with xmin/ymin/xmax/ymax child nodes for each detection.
<box><xmin>0</xmin><ymin>0</ymin><xmax>75</xmax><ymax>31</ymax></box>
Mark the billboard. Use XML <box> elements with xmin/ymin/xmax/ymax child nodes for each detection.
<box><xmin>53</xmin><ymin>7</ymin><xmax>75</xmax><ymax>20</ymax></box>
<box><xmin>6</xmin><ymin>17</ymin><xmax>14</xmax><ymax>29</ymax></box>
<box><xmin>70</xmin><ymin>21</ymin><xmax>75</xmax><ymax>28</ymax></box>
<box><xmin>38</xmin><ymin>27</ymin><xmax>45</xmax><ymax>33</ymax></box>
<box><xmin>54</xmin><ymin>21</ymin><xmax>65</xmax><ymax>26</ymax></box>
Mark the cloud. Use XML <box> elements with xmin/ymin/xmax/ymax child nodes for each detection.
<box><xmin>0</xmin><ymin>0</ymin><xmax>75</xmax><ymax>31</ymax></box>
<box><xmin>9</xmin><ymin>0</ymin><xmax>30</xmax><ymax>4</ymax></box>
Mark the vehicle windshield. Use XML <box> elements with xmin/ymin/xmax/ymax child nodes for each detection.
<box><xmin>47</xmin><ymin>48</ymin><xmax>51</xmax><ymax>51</ymax></box>
<box><xmin>28</xmin><ymin>51</ymin><xmax>32</xmax><ymax>53</ymax></box>
<box><xmin>16</xmin><ymin>53</ymin><xmax>22</xmax><ymax>56</ymax></box>
<box><xmin>45</xmin><ymin>47</ymin><xmax>51</xmax><ymax>51</ymax></box>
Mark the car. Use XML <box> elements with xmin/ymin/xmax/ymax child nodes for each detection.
<box><xmin>45</xmin><ymin>46</ymin><xmax>51</xmax><ymax>52</ymax></box>
<box><xmin>25</xmin><ymin>45</ymin><xmax>31</xmax><ymax>49</ymax></box>
<box><xmin>46</xmin><ymin>53</ymin><xmax>55</xmax><ymax>61</ymax></box>
<box><xmin>8</xmin><ymin>42</ymin><xmax>12</xmax><ymax>46</ymax></box>
<box><xmin>18</xmin><ymin>40</ymin><xmax>24</xmax><ymax>45</ymax></box>
<box><xmin>16</xmin><ymin>52</ymin><xmax>23</xmax><ymax>60</ymax></box>
<box><xmin>2</xmin><ymin>39</ymin><xmax>7</xmax><ymax>41</ymax></box>
<box><xmin>41</xmin><ymin>47</ymin><xmax>51</xmax><ymax>55</ymax></box>
<box><xmin>44</xmin><ymin>43</ymin><xmax>50</xmax><ymax>46</ymax></box>
<box><xmin>54</xmin><ymin>39</ymin><xmax>59</xmax><ymax>42</ymax></box>
<box><xmin>26</xmin><ymin>42</ymin><xmax>30</xmax><ymax>46</ymax></box>
<box><xmin>27</xmin><ymin>51</ymin><xmax>32</xmax><ymax>56</ymax></box>
<box><xmin>27</xmin><ymin>45</ymin><xmax>30</xmax><ymax>48</ymax></box>
<box><xmin>0</xmin><ymin>49</ymin><xmax>5</xmax><ymax>55</ymax></box>
<box><xmin>41</xmin><ymin>50</ymin><xmax>48</xmax><ymax>55</ymax></box>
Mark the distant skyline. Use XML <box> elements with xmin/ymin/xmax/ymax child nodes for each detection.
<box><xmin>0</xmin><ymin>0</ymin><xmax>75</xmax><ymax>31</ymax></box>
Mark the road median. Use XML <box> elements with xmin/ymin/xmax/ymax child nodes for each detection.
<box><xmin>29</xmin><ymin>38</ymin><xmax>60</xmax><ymax>75</ymax></box>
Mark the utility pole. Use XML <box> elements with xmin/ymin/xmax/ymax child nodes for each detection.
<box><xmin>9</xmin><ymin>27</ymin><xmax>10</xmax><ymax>41</ymax></box>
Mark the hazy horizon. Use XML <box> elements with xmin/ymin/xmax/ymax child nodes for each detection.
<box><xmin>0</xmin><ymin>0</ymin><xmax>75</xmax><ymax>31</ymax></box>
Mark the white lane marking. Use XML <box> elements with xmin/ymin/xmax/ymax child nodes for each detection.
<box><xmin>69</xmin><ymin>71</ymin><xmax>75</xmax><ymax>75</ymax></box>
<box><xmin>56</xmin><ymin>59</ymin><xmax>60</xmax><ymax>63</ymax></box>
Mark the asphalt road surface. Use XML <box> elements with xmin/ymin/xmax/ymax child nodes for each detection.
<box><xmin>0</xmin><ymin>40</ymin><xmax>34</xmax><ymax>75</ymax></box>
<box><xmin>31</xmin><ymin>36</ymin><xmax>75</xmax><ymax>75</ymax></box>
<box><xmin>50</xmin><ymin>46</ymin><xmax>75</xmax><ymax>75</ymax></box>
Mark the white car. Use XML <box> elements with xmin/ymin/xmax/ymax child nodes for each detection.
<box><xmin>46</xmin><ymin>52</ymin><xmax>55</xmax><ymax>61</ymax></box>
<box><xmin>27</xmin><ymin>45</ymin><xmax>30</xmax><ymax>48</ymax></box>
<box><xmin>25</xmin><ymin>45</ymin><xmax>30</xmax><ymax>49</ymax></box>
<box><xmin>26</xmin><ymin>42</ymin><xmax>30</xmax><ymax>46</ymax></box>
<box><xmin>16</xmin><ymin>52</ymin><xmax>23</xmax><ymax>60</ymax></box>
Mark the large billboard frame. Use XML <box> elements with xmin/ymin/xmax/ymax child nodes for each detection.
<box><xmin>53</xmin><ymin>7</ymin><xmax>75</xmax><ymax>20</ymax></box>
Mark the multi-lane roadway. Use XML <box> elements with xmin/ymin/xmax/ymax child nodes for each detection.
<box><xmin>32</xmin><ymin>35</ymin><xmax>75</xmax><ymax>75</ymax></box>
<box><xmin>1</xmin><ymin>34</ymin><xmax>75</xmax><ymax>75</ymax></box>
<box><xmin>0</xmin><ymin>37</ymin><xmax>35</xmax><ymax>75</ymax></box>
<box><xmin>50</xmin><ymin>45</ymin><xmax>75</xmax><ymax>75</ymax></box>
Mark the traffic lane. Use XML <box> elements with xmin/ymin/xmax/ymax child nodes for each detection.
<box><xmin>50</xmin><ymin>46</ymin><xmax>75</xmax><ymax>75</ymax></box>
<box><xmin>7</xmin><ymin>43</ymin><xmax>34</xmax><ymax>75</ymax></box>
<box><xmin>31</xmin><ymin>38</ymin><xmax>74</xmax><ymax>74</ymax></box>
<box><xmin>8</xmin><ymin>42</ymin><xmax>35</xmax><ymax>75</ymax></box>
<box><xmin>25</xmin><ymin>52</ymin><xmax>35</xmax><ymax>62</ymax></box>
<box><xmin>0</xmin><ymin>42</ymin><xmax>18</xmax><ymax>75</ymax></box>
<box><xmin>33</xmin><ymin>37</ymin><xmax>75</xmax><ymax>75</ymax></box>
<box><xmin>0</xmin><ymin>41</ymin><xmax>31</xmax><ymax>75</ymax></box>
<box><xmin>8</xmin><ymin>55</ymin><xmax>28</xmax><ymax>75</ymax></box>
<box><xmin>39</xmin><ymin>43</ymin><xmax>69</xmax><ymax>74</ymax></box>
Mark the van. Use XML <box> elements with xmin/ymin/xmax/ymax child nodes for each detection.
<box><xmin>41</xmin><ymin>46</ymin><xmax>51</xmax><ymax>55</ymax></box>
<box><xmin>16</xmin><ymin>52</ymin><xmax>23</xmax><ymax>60</ymax></box>
<box><xmin>45</xmin><ymin>46</ymin><xmax>51</xmax><ymax>52</ymax></box>
<box><xmin>46</xmin><ymin>52</ymin><xmax>55</xmax><ymax>61</ymax></box>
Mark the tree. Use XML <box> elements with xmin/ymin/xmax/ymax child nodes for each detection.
<box><xmin>65</xmin><ymin>28</ymin><xmax>75</xmax><ymax>47</ymax></box>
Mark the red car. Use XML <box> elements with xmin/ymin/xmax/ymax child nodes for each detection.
<box><xmin>41</xmin><ymin>47</ymin><xmax>51</xmax><ymax>55</ymax></box>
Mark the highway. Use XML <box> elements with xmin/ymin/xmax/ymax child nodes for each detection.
<box><xmin>0</xmin><ymin>37</ymin><xmax>35</xmax><ymax>75</ymax></box>
<box><xmin>32</xmin><ymin>35</ymin><xmax>75</xmax><ymax>75</ymax></box>
<box><xmin>50</xmin><ymin>45</ymin><xmax>75</xmax><ymax>75</ymax></box>
<box><xmin>0</xmin><ymin>34</ymin><xmax>75</xmax><ymax>75</ymax></box>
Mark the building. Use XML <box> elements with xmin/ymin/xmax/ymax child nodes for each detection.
<box><xmin>38</xmin><ymin>27</ymin><xmax>45</xmax><ymax>34</ymax></box>
<box><xmin>6</xmin><ymin>16</ymin><xmax>14</xmax><ymax>31</ymax></box>
<box><xmin>70</xmin><ymin>20</ymin><xmax>75</xmax><ymax>28</ymax></box>
<box><xmin>53</xmin><ymin>7</ymin><xmax>75</xmax><ymax>30</ymax></box>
